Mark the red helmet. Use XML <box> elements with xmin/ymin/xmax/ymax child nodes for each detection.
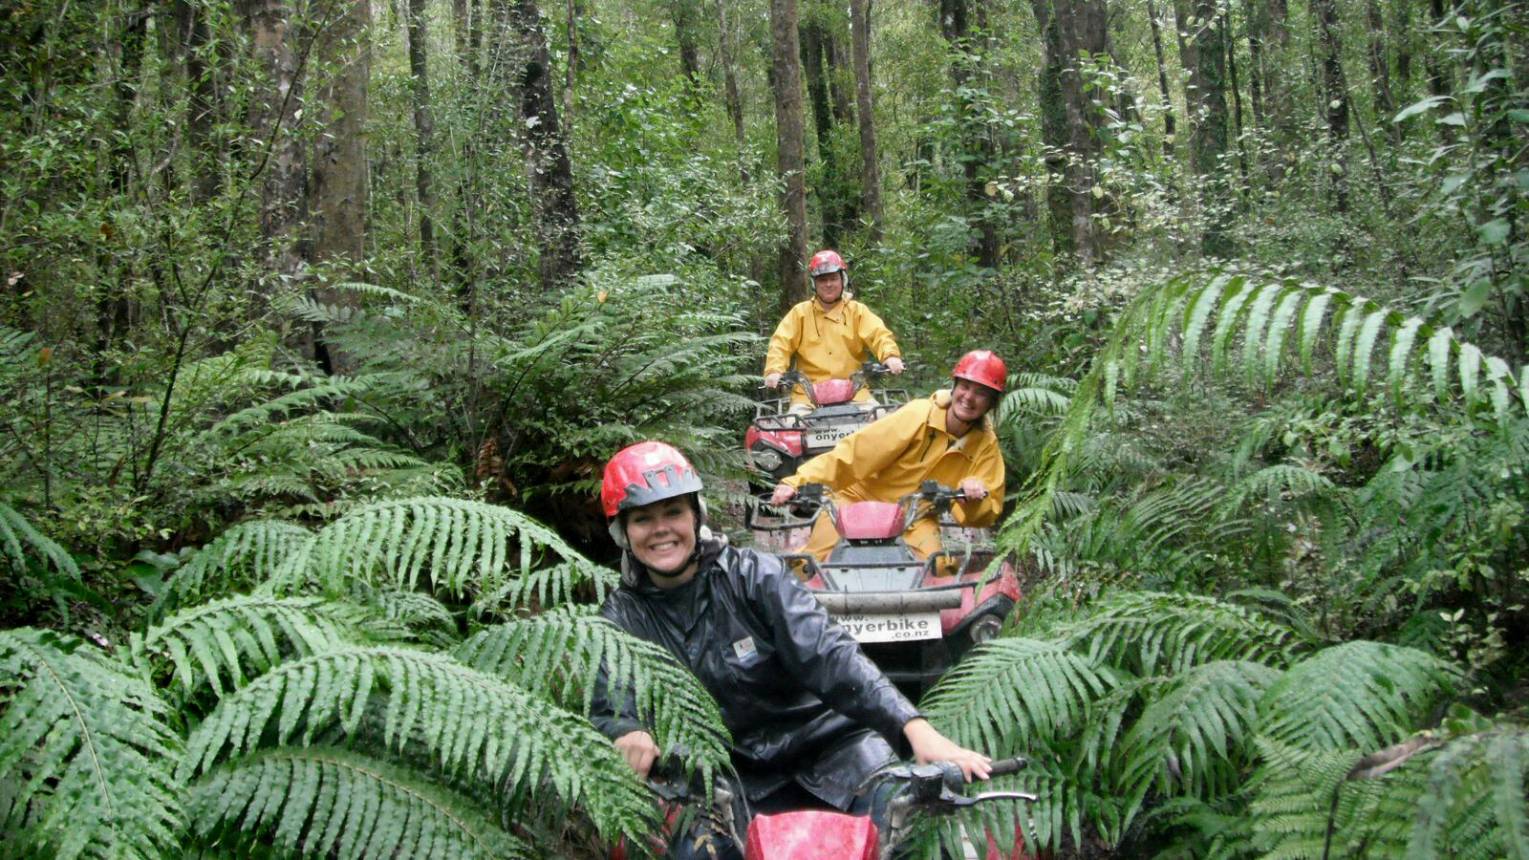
<box><xmin>808</xmin><ymin>249</ymin><xmax>847</xmax><ymax>279</ymax></box>
<box><xmin>601</xmin><ymin>441</ymin><xmax>705</xmax><ymax>519</ymax></box>
<box><xmin>952</xmin><ymin>349</ymin><xmax>1007</xmax><ymax>394</ymax></box>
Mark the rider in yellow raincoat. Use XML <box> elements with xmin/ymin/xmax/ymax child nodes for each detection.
<box><xmin>764</xmin><ymin>250</ymin><xmax>905</xmax><ymax>410</ymax></box>
<box><xmin>770</xmin><ymin>350</ymin><xmax>1008</xmax><ymax>565</ymax></box>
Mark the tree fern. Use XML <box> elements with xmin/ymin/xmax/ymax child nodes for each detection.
<box><xmin>131</xmin><ymin>595</ymin><xmax>353</xmax><ymax>699</ymax></box>
<box><xmin>1257</xmin><ymin>641</ymin><xmax>1457</xmax><ymax>751</ymax></box>
<box><xmin>1056</xmin><ymin>591</ymin><xmax>1299</xmax><ymax>676</ymax></box>
<box><xmin>0</xmin><ymin>501</ymin><xmax>80</xmax><ymax>582</ymax></box>
<box><xmin>1408</xmin><ymin>727</ymin><xmax>1529</xmax><ymax>860</ymax></box>
<box><xmin>1118</xmin><ymin>660</ymin><xmax>1283</xmax><ymax>801</ymax></box>
<box><xmin>188</xmin><ymin>747</ymin><xmax>533</xmax><ymax>859</ymax></box>
<box><xmin>470</xmin><ymin>559</ymin><xmax>619</xmax><ymax>618</ymax></box>
<box><xmin>455</xmin><ymin>610</ymin><xmax>731</xmax><ymax>778</ymax></box>
<box><xmin>0</xmin><ymin>628</ymin><xmax>182</xmax><ymax>859</ymax></box>
<box><xmin>151</xmin><ymin>520</ymin><xmax>317</xmax><ymax>616</ymax></box>
<box><xmin>921</xmin><ymin>638</ymin><xmax>1117</xmax><ymax>754</ymax></box>
<box><xmin>300</xmin><ymin>496</ymin><xmax>603</xmax><ymax>600</ymax></box>
<box><xmin>179</xmin><ymin>646</ymin><xmax>656</xmax><ymax>842</ymax></box>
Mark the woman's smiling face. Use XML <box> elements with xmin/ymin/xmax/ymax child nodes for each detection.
<box><xmin>623</xmin><ymin>496</ymin><xmax>698</xmax><ymax>586</ymax></box>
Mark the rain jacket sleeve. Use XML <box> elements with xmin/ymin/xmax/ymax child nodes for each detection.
<box><xmin>782</xmin><ymin>400</ymin><xmax>923</xmax><ymax>491</ymax></box>
<box><xmin>951</xmin><ymin>431</ymin><xmax>1005</xmax><ymax>527</ymax></box>
<box><xmin>851</xmin><ymin>304</ymin><xmax>901</xmax><ymax>363</ymax></box>
<box><xmin>745</xmin><ymin>553</ymin><xmax>920</xmax><ymax>741</ymax></box>
<box><xmin>763</xmin><ymin>304</ymin><xmax>806</xmax><ymax>377</ymax></box>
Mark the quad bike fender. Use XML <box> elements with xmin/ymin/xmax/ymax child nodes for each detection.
<box><xmin>745</xmin><ymin>809</ymin><xmax>877</xmax><ymax>860</ymax></box>
<box><xmin>931</xmin><ymin>559</ymin><xmax>1023</xmax><ymax>635</ymax></box>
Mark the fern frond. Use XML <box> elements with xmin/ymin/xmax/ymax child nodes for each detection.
<box><xmin>1219</xmin><ymin>463</ymin><xmax>1339</xmax><ymax>514</ymax></box>
<box><xmin>1118</xmin><ymin>661</ymin><xmax>1283</xmax><ymax>799</ymax></box>
<box><xmin>455</xmin><ymin>611</ymin><xmax>731</xmax><ymax>778</ymax></box>
<box><xmin>0</xmin><ymin>628</ymin><xmax>182</xmax><ymax>859</ymax></box>
<box><xmin>1058</xmin><ymin>591</ymin><xmax>1298</xmax><ymax>676</ymax></box>
<box><xmin>132</xmin><ymin>596</ymin><xmax>352</xmax><ymax>698</ymax></box>
<box><xmin>921</xmin><ymin>638</ymin><xmax>1117</xmax><ymax>753</ymax></box>
<box><xmin>1257</xmin><ymin>641</ymin><xmax>1457</xmax><ymax>751</ymax></box>
<box><xmin>0</xmin><ymin>501</ymin><xmax>81</xmax><ymax>582</ymax></box>
<box><xmin>470</xmin><ymin>560</ymin><xmax>620</xmax><ymax>616</ymax></box>
<box><xmin>304</xmin><ymin>496</ymin><xmax>600</xmax><ymax>599</ymax></box>
<box><xmin>179</xmin><ymin>646</ymin><xmax>655</xmax><ymax>841</ymax></box>
<box><xmin>152</xmin><ymin>520</ymin><xmax>316</xmax><ymax>616</ymax></box>
<box><xmin>188</xmin><ymin>747</ymin><xmax>533</xmax><ymax>859</ymax></box>
<box><xmin>1408</xmin><ymin>728</ymin><xmax>1529</xmax><ymax>860</ymax></box>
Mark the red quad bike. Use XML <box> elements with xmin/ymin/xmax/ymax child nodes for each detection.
<box><xmin>746</xmin><ymin>482</ymin><xmax>1023</xmax><ymax>699</ymax></box>
<box><xmin>619</xmin><ymin>756</ymin><xmax>1036</xmax><ymax>860</ymax></box>
<box><xmin>745</xmin><ymin>361</ymin><xmax>909</xmax><ymax>484</ymax></box>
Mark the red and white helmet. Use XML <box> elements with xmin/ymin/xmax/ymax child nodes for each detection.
<box><xmin>601</xmin><ymin>441</ymin><xmax>704</xmax><ymax>519</ymax></box>
<box><xmin>952</xmin><ymin>349</ymin><xmax>1007</xmax><ymax>394</ymax></box>
<box><xmin>808</xmin><ymin>249</ymin><xmax>848</xmax><ymax>287</ymax></box>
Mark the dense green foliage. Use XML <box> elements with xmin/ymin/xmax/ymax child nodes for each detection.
<box><xmin>2</xmin><ymin>0</ymin><xmax>1525</xmax><ymax>855</ymax></box>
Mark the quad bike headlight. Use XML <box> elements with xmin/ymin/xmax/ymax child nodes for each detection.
<box><xmin>968</xmin><ymin>614</ymin><xmax>1004</xmax><ymax>645</ymax></box>
<box><xmin>751</xmin><ymin>448</ymin><xmax>783</xmax><ymax>472</ymax></box>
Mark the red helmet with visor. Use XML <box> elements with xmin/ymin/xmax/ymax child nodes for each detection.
<box><xmin>952</xmin><ymin>349</ymin><xmax>1007</xmax><ymax>394</ymax></box>
<box><xmin>601</xmin><ymin>441</ymin><xmax>705</xmax><ymax>519</ymax></box>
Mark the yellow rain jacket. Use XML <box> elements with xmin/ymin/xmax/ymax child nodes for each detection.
<box><xmin>783</xmin><ymin>390</ymin><xmax>1005</xmax><ymax>562</ymax></box>
<box><xmin>764</xmin><ymin>297</ymin><xmax>901</xmax><ymax>406</ymax></box>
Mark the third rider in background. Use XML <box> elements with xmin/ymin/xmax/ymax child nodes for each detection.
<box><xmin>763</xmin><ymin>249</ymin><xmax>905</xmax><ymax>413</ymax></box>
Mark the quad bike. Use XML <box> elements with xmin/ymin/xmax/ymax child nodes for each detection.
<box><xmin>745</xmin><ymin>481</ymin><xmax>1022</xmax><ymax>699</ymax></box>
<box><xmin>617</xmin><ymin>755</ymin><xmax>1035</xmax><ymax>860</ymax></box>
<box><xmin>745</xmin><ymin>361</ymin><xmax>910</xmax><ymax>484</ymax></box>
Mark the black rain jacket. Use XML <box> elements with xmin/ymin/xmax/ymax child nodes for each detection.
<box><xmin>590</xmin><ymin>540</ymin><xmax>920</xmax><ymax>807</ymax></box>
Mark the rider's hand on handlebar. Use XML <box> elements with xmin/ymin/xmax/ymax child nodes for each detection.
<box><xmin>770</xmin><ymin>482</ymin><xmax>796</xmax><ymax>506</ymax></box>
<box><xmin>615</xmin><ymin>730</ymin><xmax>661</xmax><ymax>780</ymax></box>
<box><xmin>885</xmin><ymin>356</ymin><xmax>905</xmax><ymax>375</ymax></box>
<box><xmin>958</xmin><ymin>478</ymin><xmax>988</xmax><ymax>502</ymax></box>
<box><xmin>904</xmin><ymin>718</ymin><xmax>993</xmax><ymax>782</ymax></box>
<box><xmin>764</xmin><ymin>372</ymin><xmax>783</xmax><ymax>390</ymax></box>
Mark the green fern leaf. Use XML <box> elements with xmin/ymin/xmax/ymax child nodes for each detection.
<box><xmin>132</xmin><ymin>596</ymin><xmax>351</xmax><ymax>699</ymax></box>
<box><xmin>1258</xmin><ymin>641</ymin><xmax>1456</xmax><ymax>751</ymax></box>
<box><xmin>1239</xmin><ymin>283</ymin><xmax>1283</xmax><ymax>386</ymax></box>
<box><xmin>1118</xmin><ymin>661</ymin><xmax>1282</xmax><ymax>800</ymax></box>
<box><xmin>1427</xmin><ymin>326</ymin><xmax>1454</xmax><ymax>402</ymax></box>
<box><xmin>1059</xmin><ymin>591</ymin><xmax>1297</xmax><ymax>677</ymax></box>
<box><xmin>455</xmin><ymin>612</ymin><xmax>731</xmax><ymax>778</ymax></box>
<box><xmin>1261</xmin><ymin>288</ymin><xmax>1305</xmax><ymax>387</ymax></box>
<box><xmin>1351</xmin><ymin>308</ymin><xmax>1390</xmax><ymax>393</ymax></box>
<box><xmin>152</xmin><ymin>520</ymin><xmax>316</xmax><ymax>616</ymax></box>
<box><xmin>305</xmin><ymin>497</ymin><xmax>599</xmax><ymax>600</ymax></box>
<box><xmin>1459</xmin><ymin>342</ymin><xmax>1483</xmax><ymax>404</ymax></box>
<box><xmin>1388</xmin><ymin>317</ymin><xmax>1425</xmax><ymax>403</ymax></box>
<box><xmin>1297</xmin><ymin>289</ymin><xmax>1334</xmax><ymax>375</ymax></box>
<box><xmin>1210</xmin><ymin>276</ymin><xmax>1253</xmax><ymax>374</ymax></box>
<box><xmin>1180</xmin><ymin>274</ymin><xmax>1230</xmax><ymax>377</ymax></box>
<box><xmin>0</xmin><ymin>628</ymin><xmax>182</xmax><ymax>859</ymax></box>
<box><xmin>179</xmin><ymin>646</ymin><xmax>655</xmax><ymax>840</ymax></box>
<box><xmin>189</xmin><ymin>747</ymin><xmax>533</xmax><ymax>859</ymax></box>
<box><xmin>0</xmin><ymin>502</ymin><xmax>81</xmax><ymax>582</ymax></box>
<box><xmin>922</xmin><ymin>638</ymin><xmax>1116</xmax><ymax>754</ymax></box>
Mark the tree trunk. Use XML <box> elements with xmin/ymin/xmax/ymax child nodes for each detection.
<box><xmin>1223</xmin><ymin>9</ymin><xmax>1251</xmax><ymax>190</ymax></box>
<box><xmin>564</xmin><ymin>0</ymin><xmax>579</xmax><ymax>123</ymax></box>
<box><xmin>1260</xmin><ymin>0</ymin><xmax>1293</xmax><ymax>146</ymax></box>
<box><xmin>941</xmin><ymin>0</ymin><xmax>1000</xmax><ymax>268</ymax></box>
<box><xmin>173</xmin><ymin>0</ymin><xmax>220</xmax><ymax>203</ymax></box>
<box><xmin>1245</xmin><ymin>0</ymin><xmax>1265</xmax><ymax>130</ymax></box>
<box><xmin>1146</xmin><ymin>0</ymin><xmax>1177</xmax><ymax>144</ymax></box>
<box><xmin>505</xmin><ymin>0</ymin><xmax>583</xmax><ymax>289</ymax></box>
<box><xmin>1031</xmin><ymin>0</ymin><xmax>1074</xmax><ymax>256</ymax></box>
<box><xmin>1366</xmin><ymin>0</ymin><xmax>1399</xmax><ymax>143</ymax></box>
<box><xmin>770</xmin><ymin>0</ymin><xmax>810</xmax><ymax>313</ymax></box>
<box><xmin>309</xmin><ymin>0</ymin><xmax>370</xmax><ymax>374</ymax></box>
<box><xmin>1392</xmin><ymin>0</ymin><xmax>1413</xmax><ymax>97</ymax></box>
<box><xmin>406</xmin><ymin>0</ymin><xmax>439</xmax><ymax>286</ymax></box>
<box><xmin>1310</xmin><ymin>0</ymin><xmax>1349</xmax><ymax>213</ymax></box>
<box><xmin>826</xmin><ymin>33</ymin><xmax>855</xmax><ymax>125</ymax></box>
<box><xmin>717</xmin><ymin>0</ymin><xmax>747</xmax><ymax>155</ymax></box>
<box><xmin>801</xmin><ymin>20</ymin><xmax>850</xmax><ymax>246</ymax></box>
<box><xmin>1174</xmin><ymin>0</ymin><xmax>1234</xmax><ymax>255</ymax></box>
<box><xmin>849</xmin><ymin>0</ymin><xmax>883</xmax><ymax>241</ymax></box>
<box><xmin>670</xmin><ymin>0</ymin><xmax>703</xmax><ymax>87</ymax></box>
<box><xmin>240</xmin><ymin>0</ymin><xmax>308</xmax><ymax>289</ymax></box>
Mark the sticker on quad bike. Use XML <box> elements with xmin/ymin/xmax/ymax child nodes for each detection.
<box><xmin>806</xmin><ymin>425</ymin><xmax>858</xmax><ymax>448</ymax></box>
<box><xmin>833</xmin><ymin>611</ymin><xmax>942</xmax><ymax>643</ymax></box>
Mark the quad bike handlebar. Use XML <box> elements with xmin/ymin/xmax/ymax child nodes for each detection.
<box><xmin>760</xmin><ymin>359</ymin><xmax>904</xmax><ymax>406</ymax></box>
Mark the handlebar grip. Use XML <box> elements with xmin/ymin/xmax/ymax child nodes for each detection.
<box><xmin>988</xmin><ymin>757</ymin><xmax>1028</xmax><ymax>777</ymax></box>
